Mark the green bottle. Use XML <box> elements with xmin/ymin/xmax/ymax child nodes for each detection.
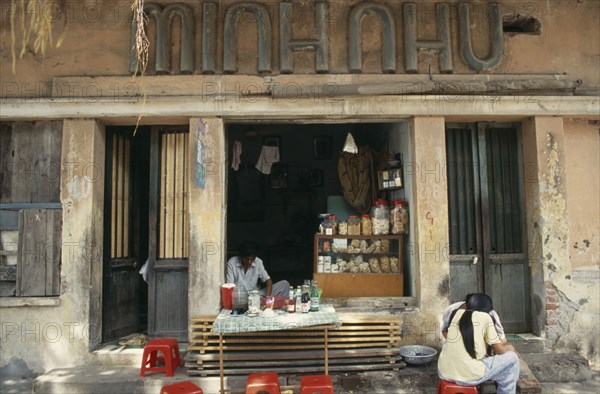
<box><xmin>309</xmin><ymin>280</ymin><xmax>320</xmax><ymax>312</ymax></box>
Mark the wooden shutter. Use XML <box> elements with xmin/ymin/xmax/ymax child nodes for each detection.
<box><xmin>446</xmin><ymin>125</ymin><xmax>484</xmax><ymax>301</ymax></box>
<box><xmin>158</xmin><ymin>131</ymin><xmax>189</xmax><ymax>259</ymax></box>
<box><xmin>16</xmin><ymin>209</ymin><xmax>62</xmax><ymax>296</ymax></box>
<box><xmin>484</xmin><ymin>127</ymin><xmax>524</xmax><ymax>255</ymax></box>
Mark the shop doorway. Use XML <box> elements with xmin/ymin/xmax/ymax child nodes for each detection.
<box><xmin>446</xmin><ymin>122</ymin><xmax>531</xmax><ymax>333</ymax></box>
<box><xmin>102</xmin><ymin>126</ymin><xmax>150</xmax><ymax>342</ymax></box>
<box><xmin>225</xmin><ymin>122</ymin><xmax>410</xmax><ymax>290</ymax></box>
<box><xmin>102</xmin><ymin>126</ymin><xmax>189</xmax><ymax>343</ymax></box>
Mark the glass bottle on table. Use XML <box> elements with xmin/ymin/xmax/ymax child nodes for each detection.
<box><xmin>287</xmin><ymin>290</ymin><xmax>296</xmax><ymax>313</ymax></box>
<box><xmin>295</xmin><ymin>286</ymin><xmax>302</xmax><ymax>312</ymax></box>
<box><xmin>301</xmin><ymin>285</ymin><xmax>311</xmax><ymax>313</ymax></box>
<box><xmin>309</xmin><ymin>280</ymin><xmax>320</xmax><ymax>312</ymax></box>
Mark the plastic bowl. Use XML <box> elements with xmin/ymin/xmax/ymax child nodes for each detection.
<box><xmin>399</xmin><ymin>345</ymin><xmax>438</xmax><ymax>365</ymax></box>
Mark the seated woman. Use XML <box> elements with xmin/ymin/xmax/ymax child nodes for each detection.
<box><xmin>437</xmin><ymin>293</ymin><xmax>520</xmax><ymax>394</ymax></box>
<box><xmin>441</xmin><ymin>293</ymin><xmax>506</xmax><ymax>343</ymax></box>
<box><xmin>226</xmin><ymin>241</ymin><xmax>290</xmax><ymax>297</ymax></box>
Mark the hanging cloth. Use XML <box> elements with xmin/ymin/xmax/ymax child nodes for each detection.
<box><xmin>337</xmin><ymin>146</ymin><xmax>378</xmax><ymax>214</ymax></box>
<box><xmin>231</xmin><ymin>140</ymin><xmax>242</xmax><ymax>171</ymax></box>
<box><xmin>255</xmin><ymin>145</ymin><xmax>280</xmax><ymax>174</ymax></box>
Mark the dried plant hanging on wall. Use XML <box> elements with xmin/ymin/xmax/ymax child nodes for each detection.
<box><xmin>131</xmin><ymin>0</ymin><xmax>149</xmax><ymax>76</ymax></box>
<box><xmin>131</xmin><ymin>0</ymin><xmax>150</xmax><ymax>134</ymax></box>
<box><xmin>9</xmin><ymin>0</ymin><xmax>68</xmax><ymax>74</ymax></box>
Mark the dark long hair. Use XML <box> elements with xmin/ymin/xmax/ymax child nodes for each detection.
<box><xmin>459</xmin><ymin>293</ymin><xmax>494</xmax><ymax>359</ymax></box>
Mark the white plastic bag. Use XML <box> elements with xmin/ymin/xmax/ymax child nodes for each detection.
<box><xmin>342</xmin><ymin>132</ymin><xmax>358</xmax><ymax>154</ymax></box>
<box><xmin>139</xmin><ymin>260</ymin><xmax>149</xmax><ymax>283</ymax></box>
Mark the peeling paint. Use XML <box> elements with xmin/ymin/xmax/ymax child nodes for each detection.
<box><xmin>541</xmin><ymin>132</ymin><xmax>570</xmax><ymax>282</ymax></box>
<box><xmin>573</xmin><ymin>240</ymin><xmax>591</xmax><ymax>254</ymax></box>
<box><xmin>66</xmin><ymin>175</ymin><xmax>91</xmax><ymax>200</ymax></box>
<box><xmin>547</xmin><ymin>287</ymin><xmax>580</xmax><ymax>348</ymax></box>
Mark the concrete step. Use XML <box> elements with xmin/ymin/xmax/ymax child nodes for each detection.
<box><xmin>509</xmin><ymin>334</ymin><xmax>545</xmax><ymax>354</ymax></box>
<box><xmin>521</xmin><ymin>353</ymin><xmax>594</xmax><ymax>383</ymax></box>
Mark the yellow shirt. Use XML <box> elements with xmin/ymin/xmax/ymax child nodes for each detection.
<box><xmin>437</xmin><ymin>310</ymin><xmax>502</xmax><ymax>382</ymax></box>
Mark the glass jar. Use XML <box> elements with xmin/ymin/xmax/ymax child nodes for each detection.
<box><xmin>361</xmin><ymin>214</ymin><xmax>372</xmax><ymax>235</ymax></box>
<box><xmin>323</xmin><ymin>215</ymin><xmax>337</xmax><ymax>235</ymax></box>
<box><xmin>232</xmin><ymin>286</ymin><xmax>248</xmax><ymax>314</ymax></box>
<box><xmin>370</xmin><ymin>199</ymin><xmax>390</xmax><ymax>235</ymax></box>
<box><xmin>338</xmin><ymin>219</ymin><xmax>348</xmax><ymax>235</ymax></box>
<box><xmin>248</xmin><ymin>290</ymin><xmax>260</xmax><ymax>312</ymax></box>
<box><xmin>391</xmin><ymin>199</ymin><xmax>409</xmax><ymax>234</ymax></box>
<box><xmin>347</xmin><ymin>216</ymin><xmax>361</xmax><ymax>235</ymax></box>
<box><xmin>318</xmin><ymin>213</ymin><xmax>331</xmax><ymax>234</ymax></box>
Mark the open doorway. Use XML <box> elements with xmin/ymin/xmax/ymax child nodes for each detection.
<box><xmin>102</xmin><ymin>125</ymin><xmax>190</xmax><ymax>343</ymax></box>
<box><xmin>102</xmin><ymin>126</ymin><xmax>150</xmax><ymax>342</ymax></box>
<box><xmin>225</xmin><ymin>122</ymin><xmax>411</xmax><ymax>291</ymax></box>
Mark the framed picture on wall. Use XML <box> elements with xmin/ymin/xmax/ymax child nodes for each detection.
<box><xmin>313</xmin><ymin>136</ymin><xmax>332</xmax><ymax>160</ymax></box>
<box><xmin>309</xmin><ymin>169</ymin><xmax>324</xmax><ymax>187</ymax></box>
<box><xmin>263</xmin><ymin>136</ymin><xmax>280</xmax><ymax>148</ymax></box>
<box><xmin>270</xmin><ymin>163</ymin><xmax>288</xmax><ymax>189</ymax></box>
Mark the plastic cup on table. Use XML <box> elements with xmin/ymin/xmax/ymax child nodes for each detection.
<box><xmin>221</xmin><ymin>283</ymin><xmax>236</xmax><ymax>310</ymax></box>
<box><xmin>265</xmin><ymin>296</ymin><xmax>274</xmax><ymax>309</ymax></box>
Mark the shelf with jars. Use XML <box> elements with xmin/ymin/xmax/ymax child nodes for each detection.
<box><xmin>313</xmin><ymin>234</ymin><xmax>404</xmax><ymax>297</ymax></box>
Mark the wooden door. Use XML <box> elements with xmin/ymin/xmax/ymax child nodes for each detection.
<box><xmin>147</xmin><ymin>128</ymin><xmax>189</xmax><ymax>341</ymax></box>
<box><xmin>446</xmin><ymin>123</ymin><xmax>530</xmax><ymax>333</ymax></box>
<box><xmin>446</xmin><ymin>125</ymin><xmax>484</xmax><ymax>300</ymax></box>
<box><xmin>103</xmin><ymin>128</ymin><xmax>146</xmax><ymax>341</ymax></box>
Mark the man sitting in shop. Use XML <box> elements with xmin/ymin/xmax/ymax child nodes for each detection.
<box><xmin>226</xmin><ymin>241</ymin><xmax>290</xmax><ymax>297</ymax></box>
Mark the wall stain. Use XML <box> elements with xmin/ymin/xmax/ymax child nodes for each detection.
<box><xmin>438</xmin><ymin>274</ymin><xmax>449</xmax><ymax>296</ymax></box>
<box><xmin>573</xmin><ymin>239</ymin><xmax>591</xmax><ymax>254</ymax></box>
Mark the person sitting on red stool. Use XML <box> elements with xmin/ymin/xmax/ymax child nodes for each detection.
<box><xmin>437</xmin><ymin>294</ymin><xmax>520</xmax><ymax>394</ymax></box>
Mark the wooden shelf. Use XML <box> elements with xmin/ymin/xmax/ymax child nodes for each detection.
<box><xmin>313</xmin><ymin>234</ymin><xmax>404</xmax><ymax>297</ymax></box>
<box><xmin>315</xmin><ymin>234</ymin><xmax>403</xmax><ymax>240</ymax></box>
<box><xmin>314</xmin><ymin>273</ymin><xmax>403</xmax><ymax>297</ymax></box>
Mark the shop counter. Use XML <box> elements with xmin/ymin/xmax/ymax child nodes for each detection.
<box><xmin>212</xmin><ymin>305</ymin><xmax>342</xmax><ymax>393</ymax></box>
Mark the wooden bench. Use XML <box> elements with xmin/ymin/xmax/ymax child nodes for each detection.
<box><xmin>185</xmin><ymin>314</ymin><xmax>404</xmax><ymax>377</ymax></box>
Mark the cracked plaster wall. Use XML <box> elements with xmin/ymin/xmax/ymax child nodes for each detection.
<box><xmin>523</xmin><ymin>117</ymin><xmax>600</xmax><ymax>369</ymax></box>
<box><xmin>0</xmin><ymin>120</ymin><xmax>105</xmax><ymax>374</ymax></box>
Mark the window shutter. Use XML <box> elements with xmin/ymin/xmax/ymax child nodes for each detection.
<box><xmin>16</xmin><ymin>209</ymin><xmax>61</xmax><ymax>296</ymax></box>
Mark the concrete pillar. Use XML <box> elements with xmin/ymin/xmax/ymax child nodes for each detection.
<box><xmin>409</xmin><ymin>116</ymin><xmax>450</xmax><ymax>342</ymax></box>
<box><xmin>522</xmin><ymin>117</ymin><xmax>570</xmax><ymax>336</ymax></box>
<box><xmin>521</xmin><ymin>116</ymin><xmax>600</xmax><ymax>366</ymax></box>
<box><xmin>188</xmin><ymin>117</ymin><xmax>226</xmax><ymax>322</ymax></box>
<box><xmin>60</xmin><ymin>119</ymin><xmax>105</xmax><ymax>352</ymax></box>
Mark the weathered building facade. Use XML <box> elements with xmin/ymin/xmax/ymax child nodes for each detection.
<box><xmin>0</xmin><ymin>0</ymin><xmax>598</xmax><ymax>376</ymax></box>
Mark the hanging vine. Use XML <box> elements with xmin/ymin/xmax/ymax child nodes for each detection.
<box><xmin>131</xmin><ymin>0</ymin><xmax>150</xmax><ymax>133</ymax></box>
<box><xmin>9</xmin><ymin>0</ymin><xmax>68</xmax><ymax>74</ymax></box>
<box><xmin>131</xmin><ymin>0</ymin><xmax>149</xmax><ymax>77</ymax></box>
<box><xmin>8</xmin><ymin>0</ymin><xmax>150</xmax><ymax>133</ymax></box>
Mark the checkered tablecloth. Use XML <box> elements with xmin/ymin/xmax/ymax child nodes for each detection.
<box><xmin>212</xmin><ymin>304</ymin><xmax>342</xmax><ymax>334</ymax></box>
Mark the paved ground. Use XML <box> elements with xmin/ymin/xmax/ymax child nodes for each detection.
<box><xmin>1</xmin><ymin>367</ymin><xmax>599</xmax><ymax>393</ymax></box>
<box><xmin>539</xmin><ymin>372</ymin><xmax>600</xmax><ymax>394</ymax></box>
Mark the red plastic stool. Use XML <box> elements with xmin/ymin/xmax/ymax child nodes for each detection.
<box><xmin>437</xmin><ymin>379</ymin><xmax>478</xmax><ymax>394</ymax></box>
<box><xmin>246</xmin><ymin>372</ymin><xmax>281</xmax><ymax>394</ymax></box>
<box><xmin>300</xmin><ymin>375</ymin><xmax>334</xmax><ymax>394</ymax></box>
<box><xmin>161</xmin><ymin>381</ymin><xmax>203</xmax><ymax>394</ymax></box>
<box><xmin>140</xmin><ymin>338</ymin><xmax>182</xmax><ymax>377</ymax></box>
